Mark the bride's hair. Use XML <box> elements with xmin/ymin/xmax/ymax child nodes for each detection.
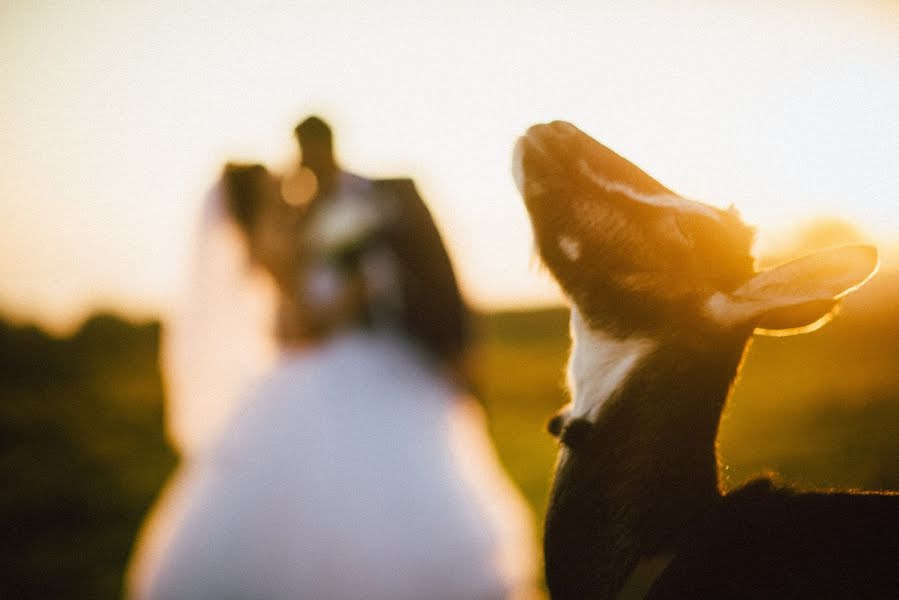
<box><xmin>222</xmin><ymin>163</ymin><xmax>270</xmax><ymax>240</ymax></box>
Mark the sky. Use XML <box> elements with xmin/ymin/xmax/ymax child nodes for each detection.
<box><xmin>2</xmin><ymin>1</ymin><xmax>897</xmax><ymax>333</ymax></box>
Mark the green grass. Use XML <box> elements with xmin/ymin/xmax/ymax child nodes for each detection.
<box><xmin>0</xmin><ymin>316</ymin><xmax>175</xmax><ymax>598</ymax></box>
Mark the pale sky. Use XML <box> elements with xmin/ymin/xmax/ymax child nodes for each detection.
<box><xmin>2</xmin><ymin>1</ymin><xmax>897</xmax><ymax>333</ymax></box>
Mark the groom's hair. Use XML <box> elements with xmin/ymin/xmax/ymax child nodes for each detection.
<box><xmin>294</xmin><ymin>116</ymin><xmax>332</xmax><ymax>146</ymax></box>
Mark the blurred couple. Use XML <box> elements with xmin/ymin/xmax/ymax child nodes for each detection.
<box><xmin>126</xmin><ymin>117</ymin><xmax>537</xmax><ymax>599</ymax></box>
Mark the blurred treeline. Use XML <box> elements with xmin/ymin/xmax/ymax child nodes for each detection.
<box><xmin>2</xmin><ymin>271</ymin><xmax>898</xmax><ymax>597</ymax></box>
<box><xmin>1</xmin><ymin>315</ymin><xmax>175</xmax><ymax>597</ymax></box>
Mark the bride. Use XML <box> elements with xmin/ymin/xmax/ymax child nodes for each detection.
<box><xmin>126</xmin><ymin>164</ymin><xmax>537</xmax><ymax>599</ymax></box>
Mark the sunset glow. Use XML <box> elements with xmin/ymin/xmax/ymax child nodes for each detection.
<box><xmin>2</xmin><ymin>1</ymin><xmax>896</xmax><ymax>332</ymax></box>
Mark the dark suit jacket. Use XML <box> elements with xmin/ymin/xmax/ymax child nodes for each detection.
<box><xmin>301</xmin><ymin>175</ymin><xmax>471</xmax><ymax>373</ymax></box>
<box><xmin>371</xmin><ymin>178</ymin><xmax>471</xmax><ymax>368</ymax></box>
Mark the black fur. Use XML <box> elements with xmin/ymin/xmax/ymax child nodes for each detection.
<box><xmin>647</xmin><ymin>481</ymin><xmax>899</xmax><ymax>598</ymax></box>
<box><xmin>544</xmin><ymin>336</ymin><xmax>748</xmax><ymax>599</ymax></box>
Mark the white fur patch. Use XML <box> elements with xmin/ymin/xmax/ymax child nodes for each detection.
<box><xmin>558</xmin><ymin>235</ymin><xmax>581</xmax><ymax>261</ymax></box>
<box><xmin>567</xmin><ymin>308</ymin><xmax>655</xmax><ymax>422</ymax></box>
<box><xmin>511</xmin><ymin>137</ymin><xmax>546</xmax><ymax>198</ymax></box>
<box><xmin>576</xmin><ymin>159</ymin><xmax>720</xmax><ymax>221</ymax></box>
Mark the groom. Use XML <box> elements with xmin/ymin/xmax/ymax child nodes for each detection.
<box><xmin>289</xmin><ymin>116</ymin><xmax>472</xmax><ymax>388</ymax></box>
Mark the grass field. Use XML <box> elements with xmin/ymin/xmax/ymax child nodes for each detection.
<box><xmin>2</xmin><ymin>272</ymin><xmax>897</xmax><ymax>597</ymax></box>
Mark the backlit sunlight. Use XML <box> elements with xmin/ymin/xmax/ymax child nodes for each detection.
<box><xmin>1</xmin><ymin>1</ymin><xmax>897</xmax><ymax>332</ymax></box>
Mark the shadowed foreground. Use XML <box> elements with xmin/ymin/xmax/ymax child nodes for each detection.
<box><xmin>1</xmin><ymin>280</ymin><xmax>898</xmax><ymax>596</ymax></box>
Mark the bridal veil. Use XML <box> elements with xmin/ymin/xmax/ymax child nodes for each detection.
<box><xmin>160</xmin><ymin>179</ymin><xmax>279</xmax><ymax>456</ymax></box>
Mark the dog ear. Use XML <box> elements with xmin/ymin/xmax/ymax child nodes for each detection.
<box><xmin>706</xmin><ymin>245</ymin><xmax>878</xmax><ymax>336</ymax></box>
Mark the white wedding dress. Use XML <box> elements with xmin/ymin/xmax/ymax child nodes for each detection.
<box><xmin>126</xmin><ymin>179</ymin><xmax>536</xmax><ymax>599</ymax></box>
